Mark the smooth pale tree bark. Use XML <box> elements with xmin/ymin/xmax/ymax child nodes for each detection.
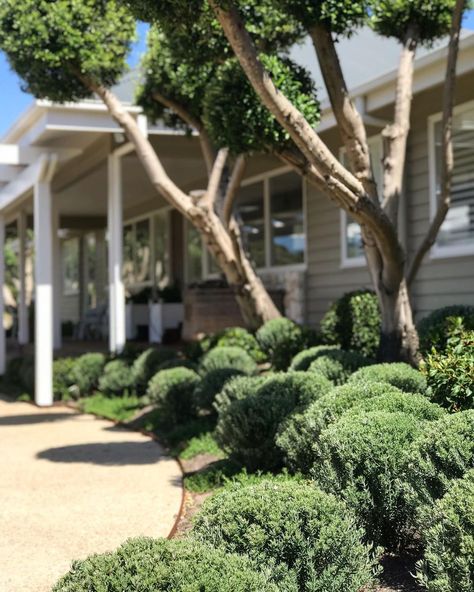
<box><xmin>210</xmin><ymin>0</ymin><xmax>463</xmax><ymax>362</ymax></box>
<box><xmin>80</xmin><ymin>77</ymin><xmax>281</xmax><ymax>328</ymax></box>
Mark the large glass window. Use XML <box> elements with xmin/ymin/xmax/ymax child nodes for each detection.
<box><xmin>269</xmin><ymin>172</ymin><xmax>304</xmax><ymax>266</ymax></box>
<box><xmin>237</xmin><ymin>181</ymin><xmax>266</xmax><ymax>268</ymax></box>
<box><xmin>433</xmin><ymin>105</ymin><xmax>474</xmax><ymax>255</ymax></box>
<box><xmin>62</xmin><ymin>237</ymin><xmax>80</xmax><ymax>296</ymax></box>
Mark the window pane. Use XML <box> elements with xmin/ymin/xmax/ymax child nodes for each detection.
<box><xmin>62</xmin><ymin>238</ymin><xmax>79</xmax><ymax>295</ymax></box>
<box><xmin>435</xmin><ymin>108</ymin><xmax>474</xmax><ymax>250</ymax></box>
<box><xmin>236</xmin><ymin>181</ymin><xmax>265</xmax><ymax>268</ymax></box>
<box><xmin>135</xmin><ymin>219</ymin><xmax>151</xmax><ymax>283</ymax></box>
<box><xmin>346</xmin><ymin>220</ymin><xmax>365</xmax><ymax>260</ymax></box>
<box><xmin>186</xmin><ymin>223</ymin><xmax>203</xmax><ymax>282</ymax></box>
<box><xmin>154</xmin><ymin>212</ymin><xmax>169</xmax><ymax>288</ymax></box>
<box><xmin>123</xmin><ymin>224</ymin><xmax>134</xmax><ymax>285</ymax></box>
<box><xmin>269</xmin><ymin>172</ymin><xmax>305</xmax><ymax>266</ymax></box>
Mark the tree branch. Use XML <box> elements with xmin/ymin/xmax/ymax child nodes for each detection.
<box><xmin>309</xmin><ymin>23</ymin><xmax>378</xmax><ymax>202</ymax></box>
<box><xmin>152</xmin><ymin>90</ymin><xmax>216</xmax><ymax>176</ymax></box>
<box><xmin>407</xmin><ymin>0</ymin><xmax>464</xmax><ymax>285</ymax></box>
<box><xmin>381</xmin><ymin>25</ymin><xmax>418</xmax><ymax>223</ymax></box>
<box><xmin>203</xmin><ymin>147</ymin><xmax>229</xmax><ymax>210</ymax></box>
<box><xmin>223</xmin><ymin>154</ymin><xmax>247</xmax><ymax>227</ymax></box>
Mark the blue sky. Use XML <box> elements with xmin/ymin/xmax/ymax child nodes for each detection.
<box><xmin>1</xmin><ymin>14</ymin><xmax>473</xmax><ymax>138</ymax></box>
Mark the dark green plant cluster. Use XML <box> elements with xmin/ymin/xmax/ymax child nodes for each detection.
<box><xmin>215</xmin><ymin>371</ymin><xmax>331</xmax><ymax>470</ymax></box>
<box><xmin>192</xmin><ymin>479</ymin><xmax>377</xmax><ymax>592</ymax></box>
<box><xmin>208</xmin><ymin>327</ymin><xmax>266</xmax><ymax>363</ymax></box>
<box><xmin>308</xmin><ymin>349</ymin><xmax>372</xmax><ymax>384</ymax></box>
<box><xmin>416</xmin><ymin>469</ymin><xmax>474</xmax><ymax>592</ymax></box>
<box><xmin>0</xmin><ymin>0</ymin><xmax>135</xmax><ymax>102</ymax></box>
<box><xmin>52</xmin><ymin>537</ymin><xmax>284</xmax><ymax>592</ymax></box>
<box><xmin>193</xmin><ymin>368</ymin><xmax>245</xmax><ymax>414</ymax></box>
<box><xmin>349</xmin><ymin>362</ymin><xmax>427</xmax><ymax>394</ymax></box>
<box><xmin>319</xmin><ymin>289</ymin><xmax>381</xmax><ymax>358</ymax></box>
<box><xmin>131</xmin><ymin>347</ymin><xmax>178</xmax><ymax>393</ymax></box>
<box><xmin>289</xmin><ymin>344</ymin><xmax>340</xmax><ymax>371</ymax></box>
<box><xmin>213</xmin><ymin>374</ymin><xmax>269</xmax><ymax>416</ymax></box>
<box><xmin>420</xmin><ymin>319</ymin><xmax>474</xmax><ymax>411</ymax></box>
<box><xmin>417</xmin><ymin>305</ymin><xmax>474</xmax><ymax>354</ymax></box>
<box><xmin>72</xmin><ymin>353</ymin><xmax>106</xmax><ymax>395</ymax></box>
<box><xmin>199</xmin><ymin>345</ymin><xmax>258</xmax><ymax>375</ymax></box>
<box><xmin>256</xmin><ymin>317</ymin><xmax>306</xmax><ymax>370</ymax></box>
<box><xmin>347</xmin><ymin>391</ymin><xmax>445</xmax><ymax>421</ymax></box>
<box><xmin>53</xmin><ymin>357</ymin><xmax>77</xmax><ymax>401</ymax></box>
<box><xmin>98</xmin><ymin>360</ymin><xmax>134</xmax><ymax>396</ymax></box>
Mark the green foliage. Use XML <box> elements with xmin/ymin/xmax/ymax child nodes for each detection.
<box><xmin>370</xmin><ymin>0</ymin><xmax>463</xmax><ymax>45</ymax></box>
<box><xmin>193</xmin><ymin>368</ymin><xmax>245</xmax><ymax>414</ymax></box>
<box><xmin>179</xmin><ymin>432</ymin><xmax>224</xmax><ymax>460</ymax></box>
<box><xmin>275</xmin><ymin>0</ymin><xmax>367</xmax><ymax>35</ymax></box>
<box><xmin>320</xmin><ymin>289</ymin><xmax>381</xmax><ymax>358</ymax></box>
<box><xmin>349</xmin><ymin>362</ymin><xmax>427</xmax><ymax>394</ymax></box>
<box><xmin>416</xmin><ymin>470</ymin><xmax>474</xmax><ymax>592</ymax></box>
<box><xmin>277</xmin><ymin>381</ymin><xmax>403</xmax><ymax>473</ymax></box>
<box><xmin>256</xmin><ymin>317</ymin><xmax>305</xmax><ymax>370</ymax></box>
<box><xmin>146</xmin><ymin>367</ymin><xmax>201</xmax><ymax>424</ymax></box>
<box><xmin>53</xmin><ymin>357</ymin><xmax>77</xmax><ymax>401</ymax></box>
<box><xmin>192</xmin><ymin>479</ymin><xmax>377</xmax><ymax>592</ymax></box>
<box><xmin>289</xmin><ymin>344</ymin><xmax>340</xmax><ymax>371</ymax></box>
<box><xmin>203</xmin><ymin>55</ymin><xmax>319</xmax><ymax>153</ymax></box>
<box><xmin>417</xmin><ymin>305</ymin><xmax>474</xmax><ymax>354</ymax></box>
<box><xmin>213</xmin><ymin>374</ymin><xmax>268</xmax><ymax>416</ymax></box>
<box><xmin>131</xmin><ymin>347</ymin><xmax>178</xmax><ymax>394</ymax></box>
<box><xmin>51</xmin><ymin>537</ymin><xmax>285</xmax><ymax>592</ymax></box>
<box><xmin>5</xmin><ymin>355</ymin><xmax>35</xmax><ymax>394</ymax></box>
<box><xmin>72</xmin><ymin>353</ymin><xmax>106</xmax><ymax>395</ymax></box>
<box><xmin>308</xmin><ymin>349</ymin><xmax>372</xmax><ymax>384</ymax></box>
<box><xmin>348</xmin><ymin>391</ymin><xmax>446</xmax><ymax>421</ymax></box>
<box><xmin>209</xmin><ymin>327</ymin><xmax>266</xmax><ymax>363</ymax></box>
<box><xmin>199</xmin><ymin>346</ymin><xmax>257</xmax><ymax>375</ymax></box>
<box><xmin>81</xmin><ymin>393</ymin><xmax>142</xmax><ymax>422</ymax></box>
<box><xmin>313</xmin><ymin>410</ymin><xmax>425</xmax><ymax>549</ymax></box>
<box><xmin>404</xmin><ymin>410</ymin><xmax>474</xmax><ymax>508</ymax></box>
<box><xmin>98</xmin><ymin>360</ymin><xmax>134</xmax><ymax>396</ymax></box>
<box><xmin>0</xmin><ymin>0</ymin><xmax>135</xmax><ymax>102</ymax></box>
<box><xmin>420</xmin><ymin>320</ymin><xmax>474</xmax><ymax>411</ymax></box>
<box><xmin>184</xmin><ymin>459</ymin><xmax>244</xmax><ymax>493</ymax></box>
<box><xmin>215</xmin><ymin>371</ymin><xmax>331</xmax><ymax>470</ymax></box>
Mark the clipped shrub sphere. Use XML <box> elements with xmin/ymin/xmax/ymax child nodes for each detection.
<box><xmin>72</xmin><ymin>353</ymin><xmax>106</xmax><ymax>395</ymax></box>
<box><xmin>98</xmin><ymin>360</ymin><xmax>134</xmax><ymax>395</ymax></box>
<box><xmin>289</xmin><ymin>344</ymin><xmax>340</xmax><ymax>371</ymax></box>
<box><xmin>256</xmin><ymin>317</ymin><xmax>305</xmax><ymax>370</ymax></box>
<box><xmin>53</xmin><ymin>357</ymin><xmax>77</xmax><ymax>400</ymax></box>
<box><xmin>215</xmin><ymin>371</ymin><xmax>331</xmax><ymax>470</ymax></box>
<box><xmin>348</xmin><ymin>391</ymin><xmax>446</xmax><ymax>421</ymax></box>
<box><xmin>308</xmin><ymin>349</ymin><xmax>372</xmax><ymax>384</ymax></box>
<box><xmin>199</xmin><ymin>346</ymin><xmax>257</xmax><ymax>375</ymax></box>
<box><xmin>146</xmin><ymin>366</ymin><xmax>201</xmax><ymax>424</ymax></box>
<box><xmin>349</xmin><ymin>362</ymin><xmax>427</xmax><ymax>394</ymax></box>
<box><xmin>51</xmin><ymin>536</ymin><xmax>286</xmax><ymax>592</ymax></box>
<box><xmin>192</xmin><ymin>479</ymin><xmax>377</xmax><ymax>592</ymax></box>
<box><xmin>213</xmin><ymin>374</ymin><xmax>269</xmax><ymax>417</ymax></box>
<box><xmin>277</xmin><ymin>381</ymin><xmax>403</xmax><ymax>473</ymax></box>
<box><xmin>313</xmin><ymin>410</ymin><xmax>426</xmax><ymax>548</ymax></box>
<box><xmin>416</xmin><ymin>469</ymin><xmax>474</xmax><ymax>592</ymax></box>
<box><xmin>209</xmin><ymin>327</ymin><xmax>266</xmax><ymax>363</ymax></box>
<box><xmin>131</xmin><ymin>347</ymin><xmax>178</xmax><ymax>393</ymax></box>
<box><xmin>193</xmin><ymin>367</ymin><xmax>245</xmax><ymax>414</ymax></box>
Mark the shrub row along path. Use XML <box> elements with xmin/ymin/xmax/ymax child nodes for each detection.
<box><xmin>0</xmin><ymin>397</ymin><xmax>183</xmax><ymax>592</ymax></box>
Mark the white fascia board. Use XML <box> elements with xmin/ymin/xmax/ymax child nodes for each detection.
<box><xmin>0</xmin><ymin>144</ymin><xmax>81</xmax><ymax>166</ymax></box>
<box><xmin>1</xmin><ymin>102</ymin><xmax>46</xmax><ymax>144</ymax></box>
<box><xmin>0</xmin><ymin>165</ymin><xmax>23</xmax><ymax>183</ymax></box>
<box><xmin>0</xmin><ymin>158</ymin><xmax>45</xmax><ymax>212</ymax></box>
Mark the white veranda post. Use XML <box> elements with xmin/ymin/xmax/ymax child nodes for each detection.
<box><xmin>0</xmin><ymin>213</ymin><xmax>5</xmax><ymax>376</ymax></box>
<box><xmin>107</xmin><ymin>152</ymin><xmax>126</xmax><ymax>354</ymax></box>
<box><xmin>34</xmin><ymin>156</ymin><xmax>58</xmax><ymax>406</ymax></box>
<box><xmin>17</xmin><ymin>210</ymin><xmax>29</xmax><ymax>345</ymax></box>
<box><xmin>52</xmin><ymin>199</ymin><xmax>62</xmax><ymax>350</ymax></box>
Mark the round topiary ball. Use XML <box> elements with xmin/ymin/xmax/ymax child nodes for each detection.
<box><xmin>146</xmin><ymin>366</ymin><xmax>201</xmax><ymax>425</ymax></box>
<box><xmin>53</xmin><ymin>357</ymin><xmax>77</xmax><ymax>401</ymax></box>
<box><xmin>193</xmin><ymin>368</ymin><xmax>245</xmax><ymax>414</ymax></box>
<box><xmin>51</xmin><ymin>537</ymin><xmax>288</xmax><ymax>592</ymax></box>
<box><xmin>98</xmin><ymin>360</ymin><xmax>134</xmax><ymax>396</ymax></box>
<box><xmin>192</xmin><ymin>479</ymin><xmax>377</xmax><ymax>592</ymax></box>
<box><xmin>277</xmin><ymin>381</ymin><xmax>403</xmax><ymax>473</ymax></box>
<box><xmin>72</xmin><ymin>352</ymin><xmax>106</xmax><ymax>395</ymax></box>
<box><xmin>209</xmin><ymin>327</ymin><xmax>266</xmax><ymax>363</ymax></box>
<box><xmin>313</xmin><ymin>410</ymin><xmax>426</xmax><ymax>549</ymax></box>
<box><xmin>348</xmin><ymin>362</ymin><xmax>427</xmax><ymax>394</ymax></box>
<box><xmin>213</xmin><ymin>374</ymin><xmax>269</xmax><ymax>417</ymax></box>
<box><xmin>289</xmin><ymin>344</ymin><xmax>340</xmax><ymax>371</ymax></box>
<box><xmin>348</xmin><ymin>391</ymin><xmax>446</xmax><ymax>421</ymax></box>
<box><xmin>308</xmin><ymin>349</ymin><xmax>372</xmax><ymax>385</ymax></box>
<box><xmin>199</xmin><ymin>346</ymin><xmax>257</xmax><ymax>376</ymax></box>
<box><xmin>256</xmin><ymin>317</ymin><xmax>305</xmax><ymax>370</ymax></box>
<box><xmin>131</xmin><ymin>347</ymin><xmax>178</xmax><ymax>393</ymax></box>
<box><xmin>215</xmin><ymin>371</ymin><xmax>332</xmax><ymax>471</ymax></box>
<box><xmin>416</xmin><ymin>469</ymin><xmax>474</xmax><ymax>592</ymax></box>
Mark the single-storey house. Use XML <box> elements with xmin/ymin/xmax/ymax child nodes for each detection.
<box><xmin>0</xmin><ymin>27</ymin><xmax>473</xmax><ymax>405</ymax></box>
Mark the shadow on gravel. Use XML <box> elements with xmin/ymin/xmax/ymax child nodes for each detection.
<box><xmin>0</xmin><ymin>413</ymin><xmax>74</xmax><ymax>426</ymax></box>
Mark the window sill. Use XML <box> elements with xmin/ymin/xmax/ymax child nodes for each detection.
<box><xmin>429</xmin><ymin>244</ymin><xmax>474</xmax><ymax>260</ymax></box>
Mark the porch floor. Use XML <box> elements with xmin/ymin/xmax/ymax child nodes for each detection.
<box><xmin>0</xmin><ymin>398</ymin><xmax>183</xmax><ymax>592</ymax></box>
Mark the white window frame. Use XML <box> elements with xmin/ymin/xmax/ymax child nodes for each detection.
<box><xmin>428</xmin><ymin>99</ymin><xmax>474</xmax><ymax>259</ymax></box>
<box><xmin>339</xmin><ymin>135</ymin><xmax>383</xmax><ymax>269</ymax></box>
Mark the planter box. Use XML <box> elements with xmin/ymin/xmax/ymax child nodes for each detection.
<box><xmin>149</xmin><ymin>303</ymin><xmax>184</xmax><ymax>344</ymax></box>
<box><xmin>126</xmin><ymin>303</ymin><xmax>154</xmax><ymax>340</ymax></box>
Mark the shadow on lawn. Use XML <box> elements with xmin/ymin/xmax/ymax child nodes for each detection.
<box><xmin>36</xmin><ymin>440</ymin><xmax>168</xmax><ymax>466</ymax></box>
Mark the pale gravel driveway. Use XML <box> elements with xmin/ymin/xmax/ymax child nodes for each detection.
<box><xmin>0</xmin><ymin>398</ymin><xmax>183</xmax><ymax>592</ymax></box>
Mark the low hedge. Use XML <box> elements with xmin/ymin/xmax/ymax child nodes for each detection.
<box><xmin>320</xmin><ymin>289</ymin><xmax>381</xmax><ymax>358</ymax></box>
<box><xmin>289</xmin><ymin>345</ymin><xmax>340</xmax><ymax>371</ymax></box>
<box><xmin>308</xmin><ymin>349</ymin><xmax>372</xmax><ymax>385</ymax></box>
<box><xmin>199</xmin><ymin>346</ymin><xmax>257</xmax><ymax>376</ymax></box>
<box><xmin>131</xmin><ymin>347</ymin><xmax>178</xmax><ymax>393</ymax></box>
<box><xmin>417</xmin><ymin>304</ymin><xmax>474</xmax><ymax>354</ymax></box>
<box><xmin>53</xmin><ymin>357</ymin><xmax>77</xmax><ymax>400</ymax></box>
<box><xmin>98</xmin><ymin>360</ymin><xmax>134</xmax><ymax>395</ymax></box>
<box><xmin>51</xmin><ymin>537</ymin><xmax>286</xmax><ymax>592</ymax></box>
<box><xmin>349</xmin><ymin>362</ymin><xmax>427</xmax><ymax>394</ymax></box>
<box><xmin>209</xmin><ymin>327</ymin><xmax>266</xmax><ymax>363</ymax></box>
<box><xmin>72</xmin><ymin>353</ymin><xmax>106</xmax><ymax>395</ymax></box>
<box><xmin>416</xmin><ymin>470</ymin><xmax>474</xmax><ymax>592</ymax></box>
<box><xmin>277</xmin><ymin>381</ymin><xmax>404</xmax><ymax>474</ymax></box>
<box><xmin>213</xmin><ymin>374</ymin><xmax>269</xmax><ymax>417</ymax></box>
<box><xmin>313</xmin><ymin>410</ymin><xmax>426</xmax><ymax>549</ymax></box>
<box><xmin>256</xmin><ymin>318</ymin><xmax>305</xmax><ymax>370</ymax></box>
<box><xmin>192</xmin><ymin>479</ymin><xmax>377</xmax><ymax>592</ymax></box>
<box><xmin>193</xmin><ymin>368</ymin><xmax>245</xmax><ymax>414</ymax></box>
<box><xmin>146</xmin><ymin>367</ymin><xmax>201</xmax><ymax>425</ymax></box>
<box><xmin>215</xmin><ymin>372</ymin><xmax>332</xmax><ymax>471</ymax></box>
<box><xmin>348</xmin><ymin>391</ymin><xmax>446</xmax><ymax>421</ymax></box>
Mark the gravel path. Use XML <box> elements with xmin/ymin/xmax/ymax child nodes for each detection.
<box><xmin>0</xmin><ymin>397</ymin><xmax>183</xmax><ymax>592</ymax></box>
